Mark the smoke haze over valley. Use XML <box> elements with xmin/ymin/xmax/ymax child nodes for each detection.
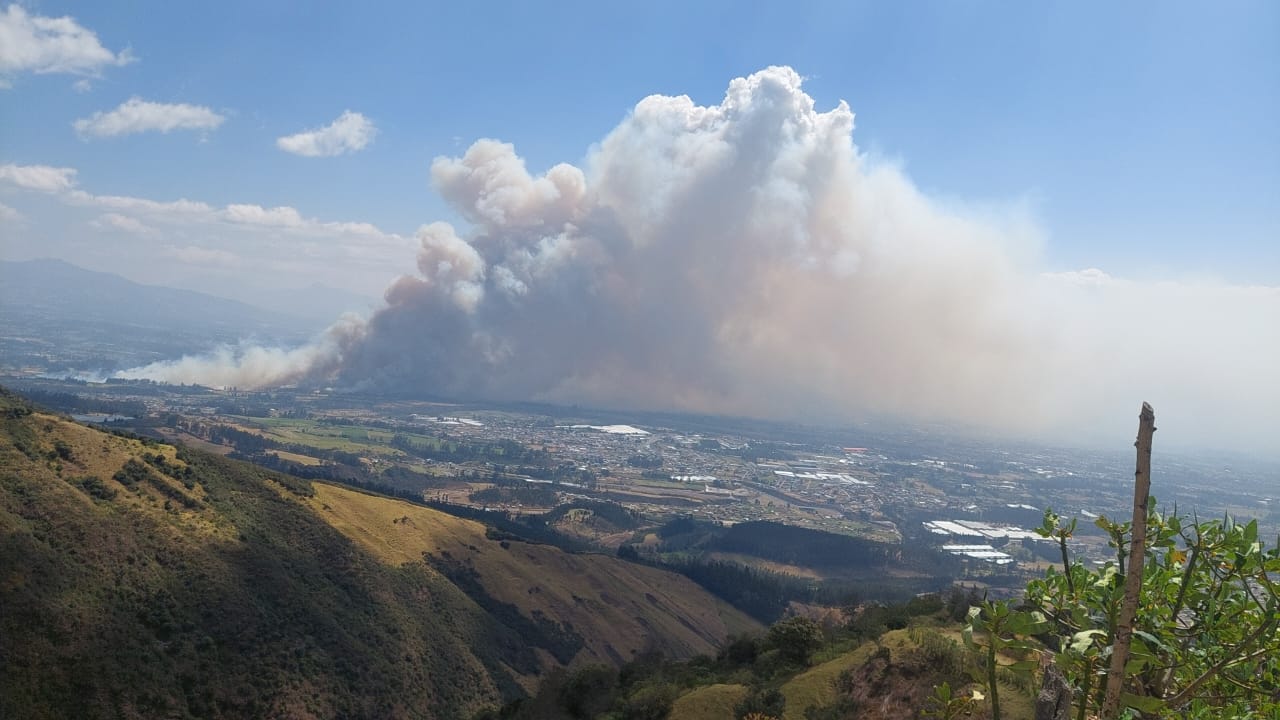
<box><xmin>103</xmin><ymin>69</ymin><xmax>1278</xmax><ymax>455</ymax></box>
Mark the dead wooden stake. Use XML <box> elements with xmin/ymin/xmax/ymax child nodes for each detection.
<box><xmin>1101</xmin><ymin>402</ymin><xmax>1156</xmax><ymax>718</ymax></box>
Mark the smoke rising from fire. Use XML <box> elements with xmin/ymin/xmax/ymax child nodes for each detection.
<box><xmin>124</xmin><ymin>67</ymin><xmax>1279</xmax><ymax>451</ymax></box>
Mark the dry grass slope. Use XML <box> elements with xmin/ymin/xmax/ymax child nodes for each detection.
<box><xmin>0</xmin><ymin>391</ymin><xmax>592</xmax><ymax>718</ymax></box>
<box><xmin>309</xmin><ymin>483</ymin><xmax>760</xmax><ymax>667</ymax></box>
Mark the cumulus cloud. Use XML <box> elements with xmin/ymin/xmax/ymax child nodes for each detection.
<box><xmin>0</xmin><ymin>163</ymin><xmax>77</xmax><ymax>192</ymax></box>
<box><xmin>0</xmin><ymin>4</ymin><xmax>134</xmax><ymax>87</ymax></box>
<box><xmin>0</xmin><ymin>201</ymin><xmax>21</xmax><ymax>221</ymax></box>
<box><xmin>276</xmin><ymin>111</ymin><xmax>376</xmax><ymax>157</ymax></box>
<box><xmin>116</xmin><ymin>67</ymin><xmax>1279</xmax><ymax>453</ymax></box>
<box><xmin>73</xmin><ymin>97</ymin><xmax>225</xmax><ymax>138</ymax></box>
<box><xmin>57</xmin><ymin>188</ymin><xmax>399</xmax><ymax>245</ymax></box>
<box><xmin>1</xmin><ymin>159</ymin><xmax>411</xmax><ymax>297</ymax></box>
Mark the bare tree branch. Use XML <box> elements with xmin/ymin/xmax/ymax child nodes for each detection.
<box><xmin>1101</xmin><ymin>402</ymin><xmax>1155</xmax><ymax>719</ymax></box>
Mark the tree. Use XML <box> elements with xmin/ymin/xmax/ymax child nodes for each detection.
<box><xmin>735</xmin><ymin>688</ymin><xmax>785</xmax><ymax>720</ymax></box>
<box><xmin>619</xmin><ymin>684</ymin><xmax>677</xmax><ymax>720</ymax></box>
<box><xmin>767</xmin><ymin>616</ymin><xmax>825</xmax><ymax>665</ymax></box>
<box><xmin>558</xmin><ymin>664</ymin><xmax>617</xmax><ymax>719</ymax></box>
<box><xmin>1021</xmin><ymin>403</ymin><xmax>1280</xmax><ymax>718</ymax></box>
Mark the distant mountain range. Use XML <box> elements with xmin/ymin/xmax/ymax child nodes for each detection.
<box><xmin>0</xmin><ymin>258</ymin><xmax>313</xmax><ymax>338</ymax></box>
<box><xmin>0</xmin><ymin>259</ymin><xmax>347</xmax><ymax>371</ymax></box>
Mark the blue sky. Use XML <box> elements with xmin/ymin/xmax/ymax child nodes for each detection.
<box><xmin>4</xmin><ymin>1</ymin><xmax>1276</xmax><ymax>286</ymax></box>
<box><xmin>1</xmin><ymin>2</ymin><xmax>1278</xmax><ymax>452</ymax></box>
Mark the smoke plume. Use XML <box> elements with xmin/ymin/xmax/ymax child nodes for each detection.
<box><xmin>123</xmin><ymin>67</ymin><xmax>1279</xmax><ymax>452</ymax></box>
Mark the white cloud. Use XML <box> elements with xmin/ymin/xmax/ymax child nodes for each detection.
<box><xmin>73</xmin><ymin>97</ymin><xmax>225</xmax><ymax>138</ymax></box>
<box><xmin>0</xmin><ymin>163</ymin><xmax>77</xmax><ymax>192</ymax></box>
<box><xmin>15</xmin><ymin>163</ymin><xmax>410</xmax><ymax>265</ymax></box>
<box><xmin>276</xmin><ymin>110</ymin><xmax>376</xmax><ymax>157</ymax></box>
<box><xmin>0</xmin><ymin>201</ymin><xmax>21</xmax><ymax>221</ymax></box>
<box><xmin>62</xmin><ymin>188</ymin><xmax>402</xmax><ymax>246</ymax></box>
<box><xmin>0</xmin><ymin>4</ymin><xmax>134</xmax><ymax>87</ymax></box>
<box><xmin>1043</xmin><ymin>267</ymin><xmax>1116</xmax><ymax>287</ymax></box>
<box><xmin>68</xmin><ymin>190</ymin><xmax>214</xmax><ymax>217</ymax></box>
<box><xmin>224</xmin><ymin>203</ymin><xmax>304</xmax><ymax>228</ymax></box>
<box><xmin>91</xmin><ymin>212</ymin><xmax>155</xmax><ymax>236</ymax></box>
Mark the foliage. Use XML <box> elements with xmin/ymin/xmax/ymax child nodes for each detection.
<box><xmin>922</xmin><ymin>681</ymin><xmax>979</xmax><ymax>720</ymax></box>
<box><xmin>69</xmin><ymin>474</ymin><xmax>116</xmax><ymax>501</ymax></box>
<box><xmin>558</xmin><ymin>664</ymin><xmax>619</xmax><ymax>719</ymax></box>
<box><xmin>391</xmin><ymin>432</ymin><xmax>546</xmax><ymax>465</ymax></box>
<box><xmin>111</xmin><ymin>457</ymin><xmax>151</xmax><ymax>487</ymax></box>
<box><xmin>619</xmin><ymin>683</ymin><xmax>679</xmax><ymax>720</ymax></box>
<box><xmin>1021</xmin><ymin>503</ymin><xmax>1280</xmax><ymax>718</ymax></box>
<box><xmin>543</xmin><ymin>500</ymin><xmax>644</xmax><ymax>529</ymax></box>
<box><xmin>711</xmin><ymin>521</ymin><xmax>958</xmax><ymax>575</ymax></box>
<box><xmin>632</xmin><ymin>518</ymin><xmax>959</xmax><ymax>622</ymax></box>
<box><xmin>734</xmin><ymin>687</ymin><xmax>785</xmax><ymax>719</ymax></box>
<box><xmin>767</xmin><ymin>616</ymin><xmax>826</xmax><ymax>666</ymax></box>
<box><xmin>962</xmin><ymin>600</ymin><xmax>1048</xmax><ymax>720</ymax></box>
<box><xmin>470</xmin><ymin>485</ymin><xmax>560</xmax><ymax>507</ymax></box>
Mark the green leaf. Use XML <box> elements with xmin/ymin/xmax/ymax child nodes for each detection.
<box><xmin>1120</xmin><ymin>692</ymin><xmax>1165</xmax><ymax>714</ymax></box>
<box><xmin>1128</xmin><ymin>630</ymin><xmax>1170</xmax><ymax>661</ymax></box>
<box><xmin>1069</xmin><ymin>629</ymin><xmax>1107</xmax><ymax>654</ymax></box>
<box><xmin>1008</xmin><ymin>659</ymin><xmax>1039</xmax><ymax>673</ymax></box>
<box><xmin>1094</xmin><ymin>565</ymin><xmax>1119</xmax><ymax>587</ymax></box>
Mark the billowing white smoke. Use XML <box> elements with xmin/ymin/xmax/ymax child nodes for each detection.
<box><xmin>122</xmin><ymin>67</ymin><xmax>1279</xmax><ymax>452</ymax></box>
<box><xmin>114</xmin><ymin>316</ymin><xmax>362</xmax><ymax>389</ymax></box>
<box><xmin>336</xmin><ymin>68</ymin><xmax>1044</xmax><ymax>422</ymax></box>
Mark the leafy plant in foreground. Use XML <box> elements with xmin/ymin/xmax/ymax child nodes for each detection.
<box><xmin>1025</xmin><ymin>506</ymin><xmax>1280</xmax><ymax>718</ymax></box>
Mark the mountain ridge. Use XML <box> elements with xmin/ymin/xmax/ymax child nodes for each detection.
<box><xmin>0</xmin><ymin>258</ymin><xmax>311</xmax><ymax>336</ymax></box>
<box><xmin>0</xmin><ymin>387</ymin><xmax>755</xmax><ymax>719</ymax></box>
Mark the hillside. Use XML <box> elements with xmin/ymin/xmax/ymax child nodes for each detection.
<box><xmin>0</xmin><ymin>259</ymin><xmax>313</xmax><ymax>371</ymax></box>
<box><xmin>0</xmin><ymin>388</ymin><xmax>756</xmax><ymax>719</ymax></box>
<box><xmin>0</xmin><ymin>258</ymin><xmax>313</xmax><ymax>335</ymax></box>
<box><xmin>310</xmin><ymin>483</ymin><xmax>756</xmax><ymax>666</ymax></box>
<box><xmin>483</xmin><ymin>602</ymin><xmax>1041</xmax><ymax>720</ymax></box>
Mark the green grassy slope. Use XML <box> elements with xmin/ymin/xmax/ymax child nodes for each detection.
<box><xmin>669</xmin><ymin>683</ymin><xmax>749</xmax><ymax>720</ymax></box>
<box><xmin>0</xmin><ymin>389</ymin><xmax>754</xmax><ymax>719</ymax></box>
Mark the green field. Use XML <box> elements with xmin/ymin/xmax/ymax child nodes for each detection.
<box><xmin>229</xmin><ymin>417</ymin><xmax>445</xmax><ymax>457</ymax></box>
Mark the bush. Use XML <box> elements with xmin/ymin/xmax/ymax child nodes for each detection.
<box><xmin>735</xmin><ymin>687</ymin><xmax>785</xmax><ymax>720</ymax></box>
<box><xmin>619</xmin><ymin>683</ymin><xmax>676</xmax><ymax>720</ymax></box>
<box><xmin>767</xmin><ymin>616</ymin><xmax>824</xmax><ymax>665</ymax></box>
<box><xmin>71</xmin><ymin>475</ymin><xmax>115</xmax><ymax>501</ymax></box>
<box><xmin>558</xmin><ymin>664</ymin><xmax>617</xmax><ymax>719</ymax></box>
<box><xmin>113</xmin><ymin>458</ymin><xmax>151</xmax><ymax>488</ymax></box>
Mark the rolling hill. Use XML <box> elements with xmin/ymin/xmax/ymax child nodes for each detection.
<box><xmin>0</xmin><ymin>387</ymin><xmax>756</xmax><ymax>719</ymax></box>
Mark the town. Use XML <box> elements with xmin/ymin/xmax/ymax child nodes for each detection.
<box><xmin>8</xmin><ymin>372</ymin><xmax>1277</xmax><ymax>595</ymax></box>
